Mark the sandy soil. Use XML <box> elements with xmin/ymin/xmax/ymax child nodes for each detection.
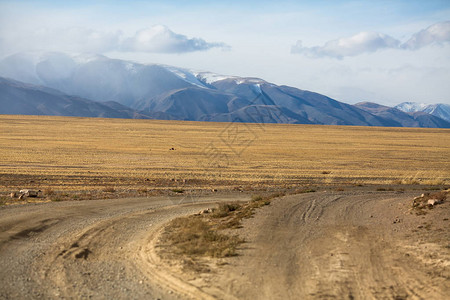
<box><xmin>0</xmin><ymin>187</ymin><xmax>448</xmax><ymax>299</ymax></box>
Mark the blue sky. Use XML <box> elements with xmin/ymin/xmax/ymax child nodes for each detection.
<box><xmin>1</xmin><ymin>0</ymin><xmax>450</xmax><ymax>104</ymax></box>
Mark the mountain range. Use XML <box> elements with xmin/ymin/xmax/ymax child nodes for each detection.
<box><xmin>395</xmin><ymin>102</ymin><xmax>450</xmax><ymax>123</ymax></box>
<box><xmin>0</xmin><ymin>52</ymin><xmax>449</xmax><ymax>128</ymax></box>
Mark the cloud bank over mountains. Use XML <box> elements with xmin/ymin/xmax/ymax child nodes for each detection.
<box><xmin>1</xmin><ymin>25</ymin><xmax>228</xmax><ymax>55</ymax></box>
<box><xmin>121</xmin><ymin>25</ymin><xmax>229</xmax><ymax>53</ymax></box>
<box><xmin>402</xmin><ymin>21</ymin><xmax>450</xmax><ymax>50</ymax></box>
<box><xmin>292</xmin><ymin>21</ymin><xmax>450</xmax><ymax>58</ymax></box>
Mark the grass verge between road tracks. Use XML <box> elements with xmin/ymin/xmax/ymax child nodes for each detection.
<box><xmin>157</xmin><ymin>190</ymin><xmax>315</xmax><ymax>271</ymax></box>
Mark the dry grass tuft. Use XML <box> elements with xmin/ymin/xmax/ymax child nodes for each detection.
<box><xmin>102</xmin><ymin>187</ymin><xmax>116</xmax><ymax>193</ymax></box>
<box><xmin>161</xmin><ymin>216</ymin><xmax>242</xmax><ymax>258</ymax></box>
<box><xmin>212</xmin><ymin>202</ymin><xmax>242</xmax><ymax>218</ymax></box>
<box><xmin>159</xmin><ymin>191</ymin><xmax>289</xmax><ymax>271</ymax></box>
<box><xmin>137</xmin><ymin>188</ymin><xmax>148</xmax><ymax>194</ymax></box>
<box><xmin>43</xmin><ymin>188</ymin><xmax>55</xmax><ymax>196</ymax></box>
<box><xmin>251</xmin><ymin>195</ymin><xmax>263</xmax><ymax>202</ymax></box>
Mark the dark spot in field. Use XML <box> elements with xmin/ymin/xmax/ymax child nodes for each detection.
<box><xmin>74</xmin><ymin>248</ymin><xmax>91</xmax><ymax>259</ymax></box>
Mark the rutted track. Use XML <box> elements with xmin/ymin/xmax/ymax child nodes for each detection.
<box><xmin>0</xmin><ymin>189</ymin><xmax>449</xmax><ymax>300</ymax></box>
<box><xmin>0</xmin><ymin>194</ymin><xmax>248</xmax><ymax>299</ymax></box>
<box><xmin>202</xmin><ymin>190</ymin><xmax>450</xmax><ymax>299</ymax></box>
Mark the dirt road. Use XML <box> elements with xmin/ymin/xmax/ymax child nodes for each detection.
<box><xmin>201</xmin><ymin>190</ymin><xmax>449</xmax><ymax>299</ymax></box>
<box><xmin>0</xmin><ymin>189</ymin><xmax>448</xmax><ymax>299</ymax></box>
<box><xmin>0</xmin><ymin>193</ymin><xmax>249</xmax><ymax>299</ymax></box>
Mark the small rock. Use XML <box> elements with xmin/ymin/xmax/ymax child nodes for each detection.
<box><xmin>19</xmin><ymin>189</ymin><xmax>39</xmax><ymax>197</ymax></box>
<box><xmin>427</xmin><ymin>199</ymin><xmax>441</xmax><ymax>206</ymax></box>
<box><xmin>139</xmin><ymin>280</ymin><xmax>143</xmax><ymax>284</ymax></box>
<box><xmin>200</xmin><ymin>208</ymin><xmax>213</xmax><ymax>214</ymax></box>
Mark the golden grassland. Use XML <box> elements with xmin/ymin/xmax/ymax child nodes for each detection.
<box><xmin>0</xmin><ymin>115</ymin><xmax>449</xmax><ymax>195</ymax></box>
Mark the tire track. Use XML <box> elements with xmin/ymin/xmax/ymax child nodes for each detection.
<box><xmin>200</xmin><ymin>190</ymin><xmax>450</xmax><ymax>300</ymax></box>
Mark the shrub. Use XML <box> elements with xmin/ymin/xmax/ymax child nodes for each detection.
<box><xmin>162</xmin><ymin>217</ymin><xmax>243</xmax><ymax>258</ymax></box>
<box><xmin>43</xmin><ymin>188</ymin><xmax>55</xmax><ymax>196</ymax></box>
<box><xmin>103</xmin><ymin>187</ymin><xmax>116</xmax><ymax>193</ymax></box>
<box><xmin>251</xmin><ymin>195</ymin><xmax>263</xmax><ymax>202</ymax></box>
<box><xmin>213</xmin><ymin>202</ymin><xmax>241</xmax><ymax>218</ymax></box>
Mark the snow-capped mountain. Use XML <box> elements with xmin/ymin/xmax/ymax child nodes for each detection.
<box><xmin>394</xmin><ymin>102</ymin><xmax>429</xmax><ymax>112</ymax></box>
<box><xmin>0</xmin><ymin>52</ymin><xmax>449</xmax><ymax>128</ymax></box>
<box><xmin>355</xmin><ymin>102</ymin><xmax>450</xmax><ymax>128</ymax></box>
<box><xmin>395</xmin><ymin>102</ymin><xmax>450</xmax><ymax>122</ymax></box>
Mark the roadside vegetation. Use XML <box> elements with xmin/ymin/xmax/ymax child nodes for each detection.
<box><xmin>158</xmin><ymin>190</ymin><xmax>315</xmax><ymax>271</ymax></box>
<box><xmin>159</xmin><ymin>193</ymin><xmax>281</xmax><ymax>262</ymax></box>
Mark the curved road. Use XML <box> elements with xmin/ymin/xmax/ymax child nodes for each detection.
<box><xmin>1</xmin><ymin>190</ymin><xmax>448</xmax><ymax>299</ymax></box>
<box><xmin>0</xmin><ymin>193</ymin><xmax>248</xmax><ymax>300</ymax></box>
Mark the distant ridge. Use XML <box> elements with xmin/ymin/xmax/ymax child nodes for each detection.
<box><xmin>395</xmin><ymin>102</ymin><xmax>450</xmax><ymax>122</ymax></box>
<box><xmin>0</xmin><ymin>52</ymin><xmax>449</xmax><ymax>128</ymax></box>
<box><xmin>355</xmin><ymin>102</ymin><xmax>450</xmax><ymax>128</ymax></box>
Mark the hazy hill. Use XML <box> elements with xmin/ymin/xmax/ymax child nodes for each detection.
<box><xmin>0</xmin><ymin>77</ymin><xmax>149</xmax><ymax>119</ymax></box>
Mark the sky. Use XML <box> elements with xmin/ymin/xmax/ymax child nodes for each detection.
<box><xmin>0</xmin><ymin>0</ymin><xmax>449</xmax><ymax>105</ymax></box>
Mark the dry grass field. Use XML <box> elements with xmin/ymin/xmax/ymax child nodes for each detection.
<box><xmin>0</xmin><ymin>115</ymin><xmax>449</xmax><ymax>198</ymax></box>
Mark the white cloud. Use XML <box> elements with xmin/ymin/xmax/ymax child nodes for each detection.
<box><xmin>291</xmin><ymin>32</ymin><xmax>400</xmax><ymax>59</ymax></box>
<box><xmin>121</xmin><ymin>25</ymin><xmax>229</xmax><ymax>53</ymax></box>
<box><xmin>292</xmin><ymin>21</ymin><xmax>450</xmax><ymax>59</ymax></box>
<box><xmin>401</xmin><ymin>21</ymin><xmax>450</xmax><ymax>50</ymax></box>
<box><xmin>0</xmin><ymin>25</ymin><xmax>228</xmax><ymax>56</ymax></box>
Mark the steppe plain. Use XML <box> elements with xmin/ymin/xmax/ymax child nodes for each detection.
<box><xmin>0</xmin><ymin>115</ymin><xmax>448</xmax><ymax>197</ymax></box>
